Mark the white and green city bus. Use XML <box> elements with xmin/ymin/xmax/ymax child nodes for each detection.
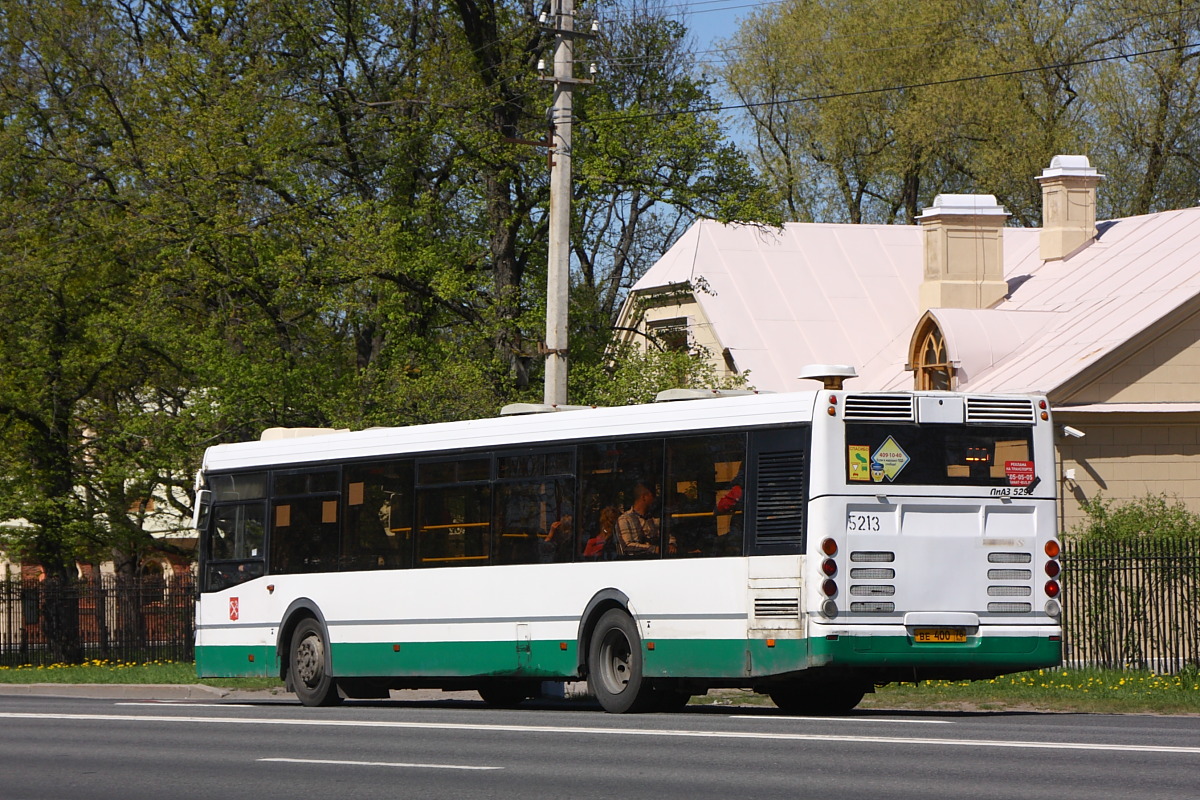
<box><xmin>192</xmin><ymin>384</ymin><xmax>1062</xmax><ymax>713</ymax></box>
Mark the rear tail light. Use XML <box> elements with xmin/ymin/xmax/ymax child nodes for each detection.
<box><xmin>821</xmin><ymin>558</ymin><xmax>837</xmax><ymax>576</ymax></box>
<box><xmin>821</xmin><ymin>537</ymin><xmax>838</xmax><ymax>557</ymax></box>
<box><xmin>1045</xmin><ymin>540</ymin><xmax>1060</xmax><ymax>558</ymax></box>
<box><xmin>1045</xmin><ymin>580</ymin><xmax>1060</xmax><ymax>598</ymax></box>
<box><xmin>1045</xmin><ymin>560</ymin><xmax>1061</xmax><ymax>578</ymax></box>
<box><xmin>821</xmin><ymin>579</ymin><xmax>838</xmax><ymax>597</ymax></box>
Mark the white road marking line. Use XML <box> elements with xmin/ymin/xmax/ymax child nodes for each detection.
<box><xmin>116</xmin><ymin>702</ymin><xmax>255</xmax><ymax>708</ymax></box>
<box><xmin>730</xmin><ymin>715</ymin><xmax>953</xmax><ymax>724</ymax></box>
<box><xmin>1</xmin><ymin>712</ymin><xmax>1196</xmax><ymax>756</ymax></box>
<box><xmin>259</xmin><ymin>757</ymin><xmax>501</xmax><ymax>771</ymax></box>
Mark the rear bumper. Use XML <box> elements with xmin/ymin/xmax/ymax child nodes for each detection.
<box><xmin>806</xmin><ymin>623</ymin><xmax>1062</xmax><ymax>678</ymax></box>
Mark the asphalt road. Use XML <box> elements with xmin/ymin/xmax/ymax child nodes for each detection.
<box><xmin>0</xmin><ymin>691</ymin><xmax>1197</xmax><ymax>800</ymax></box>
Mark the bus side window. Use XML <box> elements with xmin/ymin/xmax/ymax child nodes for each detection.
<box><xmin>493</xmin><ymin>478</ymin><xmax>574</xmax><ymax>566</ymax></box>
<box><xmin>343</xmin><ymin>461</ymin><xmax>414</xmax><ymax>571</ymax></box>
<box><xmin>494</xmin><ymin>451</ymin><xmax>575</xmax><ymax>566</ymax></box>
<box><xmin>579</xmin><ymin>439</ymin><xmax>664</xmax><ymax>559</ymax></box>
<box><xmin>665</xmin><ymin>434</ymin><xmax>747</xmax><ymax>558</ymax></box>
<box><xmin>270</xmin><ymin>469</ymin><xmax>340</xmax><ymax>575</ymax></box>
<box><xmin>416</xmin><ymin>458</ymin><xmax>491</xmax><ymax>567</ymax></box>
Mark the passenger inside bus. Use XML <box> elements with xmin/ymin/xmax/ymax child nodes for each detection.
<box><xmin>617</xmin><ymin>484</ymin><xmax>674</xmax><ymax>557</ymax></box>
<box><xmin>582</xmin><ymin>506</ymin><xmax>619</xmax><ymax>560</ymax></box>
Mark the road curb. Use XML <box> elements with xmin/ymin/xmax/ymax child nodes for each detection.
<box><xmin>0</xmin><ymin>683</ymin><xmax>232</xmax><ymax>700</ymax></box>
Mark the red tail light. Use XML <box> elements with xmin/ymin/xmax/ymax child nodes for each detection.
<box><xmin>1045</xmin><ymin>560</ymin><xmax>1061</xmax><ymax>578</ymax></box>
<box><xmin>822</xmin><ymin>579</ymin><xmax>838</xmax><ymax>597</ymax></box>
<box><xmin>1045</xmin><ymin>580</ymin><xmax>1060</xmax><ymax>598</ymax></box>
<box><xmin>821</xmin><ymin>558</ymin><xmax>837</xmax><ymax>577</ymax></box>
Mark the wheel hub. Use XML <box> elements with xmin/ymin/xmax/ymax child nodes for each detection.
<box><xmin>294</xmin><ymin>634</ymin><xmax>324</xmax><ymax>687</ymax></box>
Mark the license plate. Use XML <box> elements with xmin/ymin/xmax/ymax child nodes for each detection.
<box><xmin>913</xmin><ymin>628</ymin><xmax>966</xmax><ymax>643</ymax></box>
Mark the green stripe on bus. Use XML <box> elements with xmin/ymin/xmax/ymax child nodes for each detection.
<box><xmin>196</xmin><ymin>634</ymin><xmax>1060</xmax><ymax>682</ymax></box>
<box><xmin>196</xmin><ymin>644</ymin><xmax>278</xmax><ymax>678</ymax></box>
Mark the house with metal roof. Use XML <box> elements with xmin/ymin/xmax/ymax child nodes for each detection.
<box><xmin>614</xmin><ymin>156</ymin><xmax>1200</xmax><ymax>529</ymax></box>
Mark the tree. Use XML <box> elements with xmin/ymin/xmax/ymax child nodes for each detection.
<box><xmin>1090</xmin><ymin>0</ymin><xmax>1200</xmax><ymax>216</ymax></box>
<box><xmin>0</xmin><ymin>0</ymin><xmax>776</xmax><ymax>620</ymax></box>
<box><xmin>722</xmin><ymin>0</ymin><xmax>1198</xmax><ymax>224</ymax></box>
<box><xmin>567</xmin><ymin>0</ymin><xmax>776</xmax><ymax>397</ymax></box>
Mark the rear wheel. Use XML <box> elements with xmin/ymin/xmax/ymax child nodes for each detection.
<box><xmin>289</xmin><ymin>618</ymin><xmax>342</xmax><ymax>707</ymax></box>
<box><xmin>587</xmin><ymin>609</ymin><xmax>654</xmax><ymax>713</ymax></box>
<box><xmin>769</xmin><ymin>681</ymin><xmax>865</xmax><ymax>715</ymax></box>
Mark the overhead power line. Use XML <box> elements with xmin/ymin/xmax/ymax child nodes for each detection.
<box><xmin>589</xmin><ymin>40</ymin><xmax>1200</xmax><ymax>122</ymax></box>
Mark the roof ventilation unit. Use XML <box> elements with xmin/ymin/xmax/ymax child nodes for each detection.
<box><xmin>499</xmin><ymin>403</ymin><xmax>597</xmax><ymax>416</ymax></box>
<box><xmin>797</xmin><ymin>364</ymin><xmax>857</xmax><ymax>390</ymax></box>
<box><xmin>653</xmin><ymin>388</ymin><xmax>769</xmax><ymax>402</ymax></box>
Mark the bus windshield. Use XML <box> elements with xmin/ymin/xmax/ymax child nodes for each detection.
<box><xmin>845</xmin><ymin>423</ymin><xmax>1034</xmax><ymax>487</ymax></box>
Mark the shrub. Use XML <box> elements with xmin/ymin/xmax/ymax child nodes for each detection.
<box><xmin>1071</xmin><ymin>493</ymin><xmax>1200</xmax><ymax>541</ymax></box>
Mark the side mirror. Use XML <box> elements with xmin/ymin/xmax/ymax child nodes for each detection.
<box><xmin>192</xmin><ymin>488</ymin><xmax>212</xmax><ymax>531</ymax></box>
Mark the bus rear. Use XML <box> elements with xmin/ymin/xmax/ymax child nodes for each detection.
<box><xmin>804</xmin><ymin>391</ymin><xmax>1061</xmax><ymax>686</ymax></box>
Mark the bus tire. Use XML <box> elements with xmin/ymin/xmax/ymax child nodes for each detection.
<box><xmin>769</xmin><ymin>681</ymin><xmax>865</xmax><ymax>715</ymax></box>
<box><xmin>289</xmin><ymin>618</ymin><xmax>342</xmax><ymax>707</ymax></box>
<box><xmin>587</xmin><ymin>609</ymin><xmax>654</xmax><ymax>713</ymax></box>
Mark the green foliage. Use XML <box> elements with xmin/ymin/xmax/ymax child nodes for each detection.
<box><xmin>0</xmin><ymin>0</ymin><xmax>770</xmax><ymax>580</ymax></box>
<box><xmin>1070</xmin><ymin>494</ymin><xmax>1200</xmax><ymax>541</ymax></box>
<box><xmin>724</xmin><ymin>0</ymin><xmax>1200</xmax><ymax>223</ymax></box>
<box><xmin>571</xmin><ymin>343</ymin><xmax>746</xmax><ymax>408</ymax></box>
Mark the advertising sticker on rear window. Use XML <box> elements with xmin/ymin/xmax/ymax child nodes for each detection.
<box><xmin>848</xmin><ymin>445</ymin><xmax>872</xmax><ymax>481</ymax></box>
<box><xmin>872</xmin><ymin>436</ymin><xmax>910</xmax><ymax>482</ymax></box>
<box><xmin>1005</xmin><ymin>460</ymin><xmax>1035</xmax><ymax>487</ymax></box>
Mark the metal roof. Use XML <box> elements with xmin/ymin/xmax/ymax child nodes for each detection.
<box><xmin>630</xmin><ymin>206</ymin><xmax>1200</xmax><ymax>398</ymax></box>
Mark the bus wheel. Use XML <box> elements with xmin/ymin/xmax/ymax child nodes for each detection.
<box><xmin>768</xmin><ymin>681</ymin><xmax>865</xmax><ymax>715</ymax></box>
<box><xmin>588</xmin><ymin>609</ymin><xmax>653</xmax><ymax>713</ymax></box>
<box><xmin>289</xmin><ymin>618</ymin><xmax>342</xmax><ymax>707</ymax></box>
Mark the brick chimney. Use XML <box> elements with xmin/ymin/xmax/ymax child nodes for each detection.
<box><xmin>918</xmin><ymin>194</ymin><xmax>1010</xmax><ymax>313</ymax></box>
<box><xmin>1037</xmin><ymin>155</ymin><xmax>1103</xmax><ymax>261</ymax></box>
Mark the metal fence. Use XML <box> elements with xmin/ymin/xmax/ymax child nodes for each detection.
<box><xmin>1062</xmin><ymin>537</ymin><xmax>1200</xmax><ymax>672</ymax></box>
<box><xmin>0</xmin><ymin>575</ymin><xmax>195</xmax><ymax>667</ymax></box>
<box><xmin>2</xmin><ymin>538</ymin><xmax>1198</xmax><ymax>671</ymax></box>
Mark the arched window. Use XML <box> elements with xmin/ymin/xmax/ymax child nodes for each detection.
<box><xmin>911</xmin><ymin>316</ymin><xmax>954</xmax><ymax>391</ymax></box>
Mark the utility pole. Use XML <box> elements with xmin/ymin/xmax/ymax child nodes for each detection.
<box><xmin>539</xmin><ymin>0</ymin><xmax>591</xmax><ymax>406</ymax></box>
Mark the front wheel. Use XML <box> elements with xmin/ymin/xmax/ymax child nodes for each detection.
<box><xmin>587</xmin><ymin>609</ymin><xmax>654</xmax><ymax>713</ymax></box>
<box><xmin>289</xmin><ymin>618</ymin><xmax>342</xmax><ymax>707</ymax></box>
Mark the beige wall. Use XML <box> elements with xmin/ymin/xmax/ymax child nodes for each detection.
<box><xmin>1056</xmin><ymin>416</ymin><xmax>1200</xmax><ymax>533</ymax></box>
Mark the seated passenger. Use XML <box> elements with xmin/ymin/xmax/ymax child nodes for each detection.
<box><xmin>617</xmin><ymin>484</ymin><xmax>673</xmax><ymax>557</ymax></box>
<box><xmin>582</xmin><ymin>507</ymin><xmax>619</xmax><ymax>560</ymax></box>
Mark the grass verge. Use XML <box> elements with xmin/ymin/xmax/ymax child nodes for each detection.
<box><xmin>859</xmin><ymin>668</ymin><xmax>1200</xmax><ymax>715</ymax></box>
<box><xmin>0</xmin><ymin>659</ymin><xmax>284</xmax><ymax>691</ymax></box>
